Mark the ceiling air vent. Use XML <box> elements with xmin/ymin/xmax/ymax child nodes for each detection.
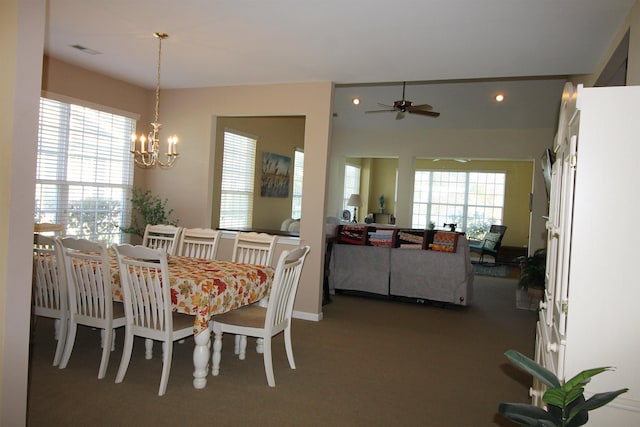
<box><xmin>69</xmin><ymin>44</ymin><xmax>102</xmax><ymax>55</ymax></box>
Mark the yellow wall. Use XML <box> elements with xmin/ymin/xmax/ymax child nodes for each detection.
<box><xmin>213</xmin><ymin>116</ymin><xmax>305</xmax><ymax>230</ymax></box>
<box><xmin>349</xmin><ymin>157</ymin><xmax>399</xmax><ymax>218</ymax></box>
<box><xmin>414</xmin><ymin>159</ymin><xmax>533</xmax><ymax>247</ymax></box>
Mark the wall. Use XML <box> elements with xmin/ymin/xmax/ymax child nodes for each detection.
<box><xmin>213</xmin><ymin>116</ymin><xmax>306</xmax><ymax>230</ymax></box>
<box><xmin>329</xmin><ymin>127</ymin><xmax>553</xmax><ymax>252</ymax></box>
<box><xmin>41</xmin><ymin>59</ymin><xmax>333</xmax><ymax>319</ymax></box>
<box><xmin>369</xmin><ymin>158</ymin><xmax>398</xmax><ymax>217</ymax></box>
<box><xmin>142</xmin><ymin>83</ymin><xmax>333</xmax><ymax>318</ymax></box>
<box><xmin>1</xmin><ymin>1</ymin><xmax>45</xmax><ymax>424</ymax></box>
<box><xmin>413</xmin><ymin>159</ymin><xmax>534</xmax><ymax>247</ymax></box>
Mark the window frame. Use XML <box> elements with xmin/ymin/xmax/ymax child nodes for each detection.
<box><xmin>343</xmin><ymin>163</ymin><xmax>361</xmax><ymax>212</ymax></box>
<box><xmin>219</xmin><ymin>129</ymin><xmax>257</xmax><ymax>229</ymax></box>
<box><xmin>35</xmin><ymin>96</ymin><xmax>135</xmax><ymax>245</ymax></box>
<box><xmin>291</xmin><ymin>148</ymin><xmax>304</xmax><ymax>219</ymax></box>
<box><xmin>412</xmin><ymin>169</ymin><xmax>506</xmax><ymax>238</ymax></box>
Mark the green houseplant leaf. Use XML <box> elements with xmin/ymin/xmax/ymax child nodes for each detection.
<box><xmin>498</xmin><ymin>350</ymin><xmax>628</xmax><ymax>427</ymax></box>
<box><xmin>498</xmin><ymin>403</ymin><xmax>560</xmax><ymax>426</ymax></box>
<box><xmin>505</xmin><ymin>349</ymin><xmax>561</xmax><ymax>389</ymax></box>
<box><xmin>120</xmin><ymin>188</ymin><xmax>178</xmax><ymax>238</ymax></box>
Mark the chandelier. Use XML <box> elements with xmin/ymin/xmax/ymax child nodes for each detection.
<box><xmin>130</xmin><ymin>32</ymin><xmax>179</xmax><ymax>168</ymax></box>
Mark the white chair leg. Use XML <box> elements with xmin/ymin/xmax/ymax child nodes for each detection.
<box><xmin>58</xmin><ymin>322</ymin><xmax>77</xmax><ymax>370</ymax></box>
<box><xmin>263</xmin><ymin>337</ymin><xmax>275</xmax><ymax>387</ymax></box>
<box><xmin>145</xmin><ymin>338</ymin><xmax>153</xmax><ymax>360</ymax></box>
<box><xmin>284</xmin><ymin>326</ymin><xmax>296</xmax><ymax>369</ymax></box>
<box><xmin>115</xmin><ymin>325</ymin><xmax>134</xmax><ymax>384</ymax></box>
<box><xmin>211</xmin><ymin>331</ymin><xmax>223</xmax><ymax>376</ymax></box>
<box><xmin>239</xmin><ymin>335</ymin><xmax>247</xmax><ymax>360</ymax></box>
<box><xmin>256</xmin><ymin>337</ymin><xmax>264</xmax><ymax>354</ymax></box>
<box><xmin>54</xmin><ymin>318</ymin><xmax>60</xmax><ymax>340</ymax></box>
<box><xmin>97</xmin><ymin>328</ymin><xmax>113</xmax><ymax>379</ymax></box>
<box><xmin>99</xmin><ymin>328</ymin><xmax>117</xmax><ymax>351</ymax></box>
<box><xmin>52</xmin><ymin>316</ymin><xmax>67</xmax><ymax>367</ymax></box>
<box><xmin>234</xmin><ymin>334</ymin><xmax>240</xmax><ymax>355</ymax></box>
<box><xmin>158</xmin><ymin>340</ymin><xmax>172</xmax><ymax>396</ymax></box>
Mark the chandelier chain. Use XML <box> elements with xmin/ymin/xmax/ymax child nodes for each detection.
<box><xmin>130</xmin><ymin>32</ymin><xmax>178</xmax><ymax>169</ymax></box>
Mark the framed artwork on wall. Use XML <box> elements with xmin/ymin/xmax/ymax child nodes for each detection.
<box><xmin>261</xmin><ymin>152</ymin><xmax>291</xmax><ymax>198</ymax></box>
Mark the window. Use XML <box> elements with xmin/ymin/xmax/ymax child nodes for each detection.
<box><xmin>291</xmin><ymin>149</ymin><xmax>304</xmax><ymax>219</ymax></box>
<box><xmin>35</xmin><ymin>97</ymin><xmax>135</xmax><ymax>245</ymax></box>
<box><xmin>412</xmin><ymin>170</ymin><xmax>505</xmax><ymax>239</ymax></box>
<box><xmin>343</xmin><ymin>163</ymin><xmax>361</xmax><ymax>211</ymax></box>
<box><xmin>220</xmin><ymin>130</ymin><xmax>257</xmax><ymax>228</ymax></box>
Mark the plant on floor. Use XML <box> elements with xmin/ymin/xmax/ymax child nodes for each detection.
<box><xmin>514</xmin><ymin>248</ymin><xmax>547</xmax><ymax>292</ymax></box>
<box><xmin>498</xmin><ymin>349</ymin><xmax>628</xmax><ymax>426</ymax></box>
<box><xmin>120</xmin><ymin>188</ymin><xmax>178</xmax><ymax>238</ymax></box>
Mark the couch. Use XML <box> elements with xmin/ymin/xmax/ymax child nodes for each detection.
<box><xmin>329</xmin><ymin>234</ymin><xmax>474</xmax><ymax>306</ymax></box>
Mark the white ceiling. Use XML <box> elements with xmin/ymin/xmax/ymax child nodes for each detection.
<box><xmin>44</xmin><ymin>0</ymin><xmax>634</xmax><ymax>129</ymax></box>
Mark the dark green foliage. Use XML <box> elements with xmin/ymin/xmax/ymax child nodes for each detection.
<box><xmin>515</xmin><ymin>248</ymin><xmax>546</xmax><ymax>290</ymax></box>
<box><xmin>119</xmin><ymin>188</ymin><xmax>178</xmax><ymax>238</ymax></box>
<box><xmin>498</xmin><ymin>350</ymin><xmax>628</xmax><ymax>426</ymax></box>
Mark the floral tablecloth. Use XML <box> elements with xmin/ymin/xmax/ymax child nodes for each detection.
<box><xmin>109</xmin><ymin>255</ymin><xmax>273</xmax><ymax>334</ymax></box>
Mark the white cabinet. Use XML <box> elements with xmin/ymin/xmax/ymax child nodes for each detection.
<box><xmin>534</xmin><ymin>83</ymin><xmax>640</xmax><ymax>425</ymax></box>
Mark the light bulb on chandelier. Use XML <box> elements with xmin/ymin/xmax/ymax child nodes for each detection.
<box><xmin>130</xmin><ymin>32</ymin><xmax>179</xmax><ymax>168</ymax></box>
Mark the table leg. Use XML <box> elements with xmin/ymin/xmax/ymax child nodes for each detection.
<box><xmin>192</xmin><ymin>328</ymin><xmax>210</xmax><ymax>389</ymax></box>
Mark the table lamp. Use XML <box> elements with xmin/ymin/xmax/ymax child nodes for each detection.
<box><xmin>347</xmin><ymin>194</ymin><xmax>362</xmax><ymax>223</ymax></box>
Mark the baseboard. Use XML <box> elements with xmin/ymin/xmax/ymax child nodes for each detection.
<box><xmin>293</xmin><ymin>309</ymin><xmax>322</xmax><ymax>322</ymax></box>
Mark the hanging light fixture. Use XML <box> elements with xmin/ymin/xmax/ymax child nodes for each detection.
<box><xmin>130</xmin><ymin>32</ymin><xmax>179</xmax><ymax>168</ymax></box>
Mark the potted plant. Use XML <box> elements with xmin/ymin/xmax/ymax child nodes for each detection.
<box><xmin>514</xmin><ymin>248</ymin><xmax>546</xmax><ymax>310</ymax></box>
<box><xmin>120</xmin><ymin>188</ymin><xmax>178</xmax><ymax>238</ymax></box>
<box><xmin>498</xmin><ymin>349</ymin><xmax>628</xmax><ymax>426</ymax></box>
<box><xmin>515</xmin><ymin>248</ymin><xmax>547</xmax><ymax>294</ymax></box>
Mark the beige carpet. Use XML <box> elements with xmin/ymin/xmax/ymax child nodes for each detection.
<box><xmin>27</xmin><ymin>275</ymin><xmax>536</xmax><ymax>427</ymax></box>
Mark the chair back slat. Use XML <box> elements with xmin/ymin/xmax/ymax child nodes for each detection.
<box><xmin>142</xmin><ymin>224</ymin><xmax>182</xmax><ymax>255</ymax></box>
<box><xmin>112</xmin><ymin>244</ymin><xmax>172</xmax><ymax>333</ymax></box>
<box><xmin>57</xmin><ymin>237</ymin><xmax>112</xmax><ymax>322</ymax></box>
<box><xmin>232</xmin><ymin>232</ymin><xmax>278</xmax><ymax>266</ymax></box>
<box><xmin>177</xmin><ymin>227</ymin><xmax>220</xmax><ymax>259</ymax></box>
<box><xmin>33</xmin><ymin>234</ymin><xmax>66</xmax><ymax>314</ymax></box>
<box><xmin>265</xmin><ymin>246</ymin><xmax>310</xmax><ymax>329</ymax></box>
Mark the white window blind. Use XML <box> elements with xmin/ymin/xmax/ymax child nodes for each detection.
<box><xmin>291</xmin><ymin>149</ymin><xmax>304</xmax><ymax>219</ymax></box>
<box><xmin>35</xmin><ymin>97</ymin><xmax>135</xmax><ymax>244</ymax></box>
<box><xmin>343</xmin><ymin>164</ymin><xmax>361</xmax><ymax>211</ymax></box>
<box><xmin>220</xmin><ymin>130</ymin><xmax>256</xmax><ymax>228</ymax></box>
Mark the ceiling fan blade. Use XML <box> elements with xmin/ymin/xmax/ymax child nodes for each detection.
<box><xmin>395</xmin><ymin>111</ymin><xmax>405</xmax><ymax>120</ymax></box>
<box><xmin>365</xmin><ymin>109</ymin><xmax>396</xmax><ymax>114</ymax></box>
<box><xmin>409</xmin><ymin>109</ymin><xmax>441</xmax><ymax>118</ymax></box>
<box><xmin>409</xmin><ymin>103</ymin><xmax>434</xmax><ymax>110</ymax></box>
<box><xmin>377</xmin><ymin>103</ymin><xmax>394</xmax><ymax>109</ymax></box>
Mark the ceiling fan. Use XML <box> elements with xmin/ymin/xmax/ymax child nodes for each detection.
<box><xmin>365</xmin><ymin>82</ymin><xmax>440</xmax><ymax>120</ymax></box>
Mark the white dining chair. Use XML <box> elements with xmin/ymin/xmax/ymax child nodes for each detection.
<box><xmin>32</xmin><ymin>234</ymin><xmax>68</xmax><ymax>366</ymax></box>
<box><xmin>112</xmin><ymin>243</ymin><xmax>195</xmax><ymax>396</ymax></box>
<box><xmin>56</xmin><ymin>237</ymin><xmax>126</xmax><ymax>379</ymax></box>
<box><xmin>142</xmin><ymin>224</ymin><xmax>182</xmax><ymax>255</ymax></box>
<box><xmin>231</xmin><ymin>232</ymin><xmax>278</xmax><ymax>266</ymax></box>
<box><xmin>211</xmin><ymin>245</ymin><xmax>310</xmax><ymax>387</ymax></box>
<box><xmin>176</xmin><ymin>227</ymin><xmax>220</xmax><ymax>259</ymax></box>
<box><xmin>231</xmin><ymin>232</ymin><xmax>279</xmax><ymax>355</ymax></box>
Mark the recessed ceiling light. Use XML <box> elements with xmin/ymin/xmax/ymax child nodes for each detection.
<box><xmin>352</xmin><ymin>98</ymin><xmax>361</xmax><ymax>105</ymax></box>
<box><xmin>495</xmin><ymin>93</ymin><xmax>505</xmax><ymax>102</ymax></box>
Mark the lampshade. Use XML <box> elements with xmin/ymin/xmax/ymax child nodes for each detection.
<box><xmin>347</xmin><ymin>194</ymin><xmax>362</xmax><ymax>207</ymax></box>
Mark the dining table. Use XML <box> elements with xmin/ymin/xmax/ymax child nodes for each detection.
<box><xmin>107</xmin><ymin>253</ymin><xmax>274</xmax><ymax>389</ymax></box>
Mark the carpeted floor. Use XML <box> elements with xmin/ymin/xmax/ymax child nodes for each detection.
<box><xmin>26</xmin><ymin>275</ymin><xmax>536</xmax><ymax>427</ymax></box>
